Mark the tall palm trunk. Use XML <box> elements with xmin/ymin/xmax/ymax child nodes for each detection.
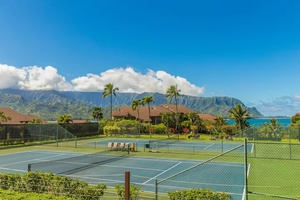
<box><xmin>110</xmin><ymin>94</ymin><xmax>113</xmax><ymax>119</ymax></box>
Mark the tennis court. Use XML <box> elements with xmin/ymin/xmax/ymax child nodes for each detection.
<box><xmin>0</xmin><ymin>149</ymin><xmax>246</xmax><ymax>199</ymax></box>
<box><xmin>86</xmin><ymin>138</ymin><xmax>253</xmax><ymax>153</ymax></box>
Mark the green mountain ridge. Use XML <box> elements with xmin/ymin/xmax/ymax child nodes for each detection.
<box><xmin>0</xmin><ymin>89</ymin><xmax>263</xmax><ymax>120</ymax></box>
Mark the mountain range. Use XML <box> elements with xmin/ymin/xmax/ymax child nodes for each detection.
<box><xmin>0</xmin><ymin>89</ymin><xmax>264</xmax><ymax>120</ymax></box>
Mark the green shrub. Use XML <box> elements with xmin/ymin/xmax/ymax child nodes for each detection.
<box><xmin>0</xmin><ymin>171</ymin><xmax>106</xmax><ymax>200</ymax></box>
<box><xmin>115</xmin><ymin>184</ymin><xmax>142</xmax><ymax>200</ymax></box>
<box><xmin>104</xmin><ymin>125</ymin><xmax>120</xmax><ymax>136</ymax></box>
<box><xmin>151</xmin><ymin>123</ymin><xmax>167</xmax><ymax>134</ymax></box>
<box><xmin>0</xmin><ymin>188</ymin><xmax>73</xmax><ymax>199</ymax></box>
<box><xmin>168</xmin><ymin>188</ymin><xmax>232</xmax><ymax>200</ymax></box>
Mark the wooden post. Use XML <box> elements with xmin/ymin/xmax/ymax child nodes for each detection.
<box><xmin>125</xmin><ymin>171</ymin><xmax>130</xmax><ymax>200</ymax></box>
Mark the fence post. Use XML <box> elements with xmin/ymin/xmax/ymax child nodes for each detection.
<box><xmin>155</xmin><ymin>178</ymin><xmax>158</xmax><ymax>200</ymax></box>
<box><xmin>289</xmin><ymin>142</ymin><xmax>292</xmax><ymax>160</ymax></box>
<box><xmin>221</xmin><ymin>139</ymin><xmax>224</xmax><ymax>153</ymax></box>
<box><xmin>244</xmin><ymin>138</ymin><xmax>248</xmax><ymax>200</ymax></box>
<box><xmin>254</xmin><ymin>139</ymin><xmax>256</xmax><ymax>158</ymax></box>
<box><xmin>125</xmin><ymin>171</ymin><xmax>130</xmax><ymax>200</ymax></box>
<box><xmin>56</xmin><ymin>124</ymin><xmax>59</xmax><ymax>146</ymax></box>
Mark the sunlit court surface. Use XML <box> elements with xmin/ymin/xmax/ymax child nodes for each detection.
<box><xmin>0</xmin><ymin>139</ymin><xmax>249</xmax><ymax>200</ymax></box>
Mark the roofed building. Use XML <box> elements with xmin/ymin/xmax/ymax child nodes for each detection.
<box><xmin>112</xmin><ymin>104</ymin><xmax>216</xmax><ymax>124</ymax></box>
<box><xmin>0</xmin><ymin>108</ymin><xmax>40</xmax><ymax>124</ymax></box>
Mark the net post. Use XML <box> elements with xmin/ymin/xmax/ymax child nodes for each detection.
<box><xmin>244</xmin><ymin>138</ymin><xmax>248</xmax><ymax>200</ymax></box>
<box><xmin>28</xmin><ymin>164</ymin><xmax>31</xmax><ymax>172</ymax></box>
<box><xmin>127</xmin><ymin>144</ymin><xmax>130</xmax><ymax>155</ymax></box>
<box><xmin>75</xmin><ymin>136</ymin><xmax>77</xmax><ymax>148</ymax></box>
<box><xmin>125</xmin><ymin>171</ymin><xmax>130</xmax><ymax>200</ymax></box>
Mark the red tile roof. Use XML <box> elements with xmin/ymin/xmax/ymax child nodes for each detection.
<box><xmin>0</xmin><ymin>108</ymin><xmax>40</xmax><ymax>124</ymax></box>
<box><xmin>197</xmin><ymin>113</ymin><xmax>217</xmax><ymax>121</ymax></box>
<box><xmin>112</xmin><ymin>104</ymin><xmax>215</xmax><ymax>122</ymax></box>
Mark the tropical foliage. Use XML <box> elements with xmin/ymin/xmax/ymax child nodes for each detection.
<box><xmin>161</xmin><ymin>112</ymin><xmax>175</xmax><ymax>134</ymax></box>
<box><xmin>92</xmin><ymin>106</ymin><xmax>103</xmax><ymax>120</ymax></box>
<box><xmin>166</xmin><ymin>85</ymin><xmax>181</xmax><ymax>132</ymax></box>
<box><xmin>258</xmin><ymin>118</ymin><xmax>284</xmax><ymax>140</ymax></box>
<box><xmin>291</xmin><ymin>113</ymin><xmax>300</xmax><ymax>126</ymax></box>
<box><xmin>0</xmin><ymin>111</ymin><xmax>11</xmax><ymax>124</ymax></box>
<box><xmin>131</xmin><ymin>99</ymin><xmax>142</xmax><ymax>121</ymax></box>
<box><xmin>142</xmin><ymin>96</ymin><xmax>155</xmax><ymax>122</ymax></box>
<box><xmin>214</xmin><ymin>116</ymin><xmax>228</xmax><ymax>133</ymax></box>
<box><xmin>57</xmin><ymin>114</ymin><xmax>73</xmax><ymax>123</ymax></box>
<box><xmin>228</xmin><ymin>104</ymin><xmax>251</xmax><ymax>132</ymax></box>
<box><xmin>102</xmin><ymin>83</ymin><xmax>119</xmax><ymax>119</ymax></box>
<box><xmin>28</xmin><ymin>118</ymin><xmax>43</xmax><ymax>124</ymax></box>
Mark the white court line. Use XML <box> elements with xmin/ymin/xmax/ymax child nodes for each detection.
<box><xmin>204</xmin><ymin>143</ymin><xmax>215</xmax><ymax>149</ymax></box>
<box><xmin>143</xmin><ymin>162</ymin><xmax>182</xmax><ymax>184</ymax></box>
<box><xmin>85</xmin><ymin>163</ymin><xmax>164</xmax><ymax>172</ymax></box>
<box><xmin>242</xmin><ymin>163</ymin><xmax>251</xmax><ymax>200</ymax></box>
<box><xmin>0</xmin><ymin>166</ymin><xmax>27</xmax><ymax>173</ymax></box>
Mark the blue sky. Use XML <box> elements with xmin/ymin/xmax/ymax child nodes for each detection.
<box><xmin>0</xmin><ymin>0</ymin><xmax>299</xmax><ymax>117</ymax></box>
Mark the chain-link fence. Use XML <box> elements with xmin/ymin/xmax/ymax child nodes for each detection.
<box><xmin>234</xmin><ymin>125</ymin><xmax>300</xmax><ymax>142</ymax></box>
<box><xmin>154</xmin><ymin>144</ymin><xmax>245</xmax><ymax>200</ymax></box>
<box><xmin>0</xmin><ymin>123</ymin><xmax>100</xmax><ymax>148</ymax></box>
<box><xmin>247</xmin><ymin>141</ymin><xmax>300</xmax><ymax>199</ymax></box>
<box><xmin>0</xmin><ymin>124</ymin><xmax>77</xmax><ymax>148</ymax></box>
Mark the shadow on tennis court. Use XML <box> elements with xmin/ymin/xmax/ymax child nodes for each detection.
<box><xmin>0</xmin><ymin>150</ymin><xmax>245</xmax><ymax>200</ymax></box>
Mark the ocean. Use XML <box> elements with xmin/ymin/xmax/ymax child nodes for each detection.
<box><xmin>226</xmin><ymin>118</ymin><xmax>292</xmax><ymax>127</ymax></box>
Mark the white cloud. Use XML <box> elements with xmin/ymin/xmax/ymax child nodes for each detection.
<box><xmin>72</xmin><ymin>67</ymin><xmax>205</xmax><ymax>96</ymax></box>
<box><xmin>254</xmin><ymin>96</ymin><xmax>300</xmax><ymax>117</ymax></box>
<box><xmin>0</xmin><ymin>64</ymin><xmax>205</xmax><ymax>96</ymax></box>
<box><xmin>0</xmin><ymin>64</ymin><xmax>73</xmax><ymax>90</ymax></box>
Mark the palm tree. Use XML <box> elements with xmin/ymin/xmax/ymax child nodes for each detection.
<box><xmin>142</xmin><ymin>96</ymin><xmax>155</xmax><ymax>137</ymax></box>
<box><xmin>131</xmin><ymin>99</ymin><xmax>142</xmax><ymax>121</ymax></box>
<box><xmin>102</xmin><ymin>83</ymin><xmax>119</xmax><ymax>120</ymax></box>
<box><xmin>215</xmin><ymin>116</ymin><xmax>227</xmax><ymax>133</ymax></box>
<box><xmin>166</xmin><ymin>85</ymin><xmax>181</xmax><ymax>133</ymax></box>
<box><xmin>132</xmin><ymin>99</ymin><xmax>142</xmax><ymax>135</ymax></box>
<box><xmin>188</xmin><ymin>112</ymin><xmax>199</xmax><ymax>125</ymax></box>
<box><xmin>57</xmin><ymin>114</ymin><xmax>73</xmax><ymax>123</ymax></box>
<box><xmin>161</xmin><ymin>112</ymin><xmax>175</xmax><ymax>135</ymax></box>
<box><xmin>228</xmin><ymin>104</ymin><xmax>251</xmax><ymax>134</ymax></box>
<box><xmin>268</xmin><ymin>118</ymin><xmax>284</xmax><ymax>139</ymax></box>
<box><xmin>92</xmin><ymin>107</ymin><xmax>103</xmax><ymax>120</ymax></box>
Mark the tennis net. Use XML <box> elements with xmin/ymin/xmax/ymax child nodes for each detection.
<box><xmin>28</xmin><ymin>149</ymin><xmax>129</xmax><ymax>175</ymax></box>
<box><xmin>149</xmin><ymin>134</ymin><xmax>179</xmax><ymax>149</ymax></box>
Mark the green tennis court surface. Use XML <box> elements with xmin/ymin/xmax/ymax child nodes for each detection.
<box><xmin>87</xmin><ymin>138</ymin><xmax>253</xmax><ymax>152</ymax></box>
<box><xmin>0</xmin><ymin>150</ymin><xmax>246</xmax><ymax>199</ymax></box>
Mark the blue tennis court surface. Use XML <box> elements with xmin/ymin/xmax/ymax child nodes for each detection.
<box><xmin>86</xmin><ymin>138</ymin><xmax>252</xmax><ymax>153</ymax></box>
<box><xmin>0</xmin><ymin>150</ymin><xmax>246</xmax><ymax>199</ymax></box>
